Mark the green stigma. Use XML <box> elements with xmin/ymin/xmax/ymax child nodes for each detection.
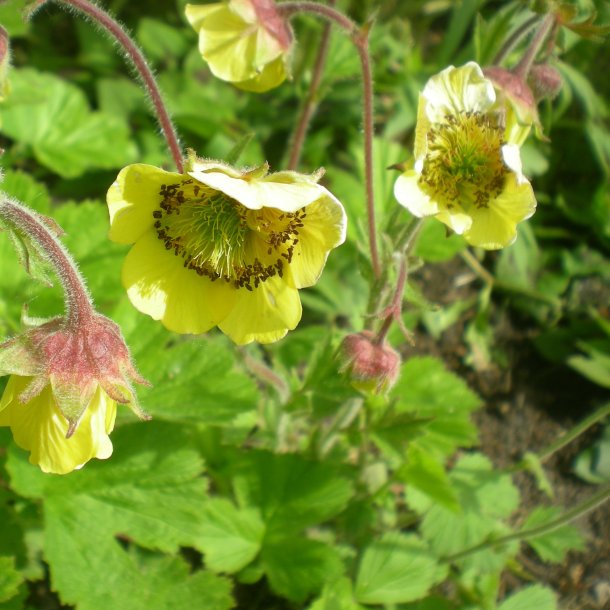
<box><xmin>153</xmin><ymin>179</ymin><xmax>304</xmax><ymax>291</ymax></box>
<box><xmin>419</xmin><ymin>111</ymin><xmax>508</xmax><ymax>210</ymax></box>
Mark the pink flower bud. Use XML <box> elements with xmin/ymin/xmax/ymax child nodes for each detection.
<box><xmin>528</xmin><ymin>64</ymin><xmax>563</xmax><ymax>101</ymax></box>
<box><xmin>339</xmin><ymin>331</ymin><xmax>401</xmax><ymax>395</ymax></box>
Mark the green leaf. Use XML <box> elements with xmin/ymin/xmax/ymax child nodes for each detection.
<box><xmin>0</xmin><ymin>557</ymin><xmax>23</xmax><ymax>604</ymax></box>
<box><xmin>498</xmin><ymin>585</ymin><xmax>557</xmax><ymax>610</ymax></box>
<box><xmin>354</xmin><ymin>532</ymin><xmax>447</xmax><ymax>605</ymax></box>
<box><xmin>414</xmin><ymin>218</ymin><xmax>466</xmax><ymax>262</ymax></box>
<box><xmin>198</xmin><ymin>499</ymin><xmax>265</xmax><ymax>573</ymax></box>
<box><xmin>573</xmin><ymin>423</ymin><xmax>610</xmax><ymax>484</ymax></box>
<box><xmin>122</xmin><ymin>324</ymin><xmax>259</xmax><ymax>425</ymax></box>
<box><xmin>522</xmin><ymin>507</ymin><xmax>586</xmax><ymax>563</ymax></box>
<box><xmin>391</xmin><ymin>357</ymin><xmax>481</xmax><ymax>457</ymax></box>
<box><xmin>308</xmin><ymin>577</ymin><xmax>365</xmax><ymax>610</ymax></box>
<box><xmin>262</xmin><ymin>536</ymin><xmax>343</xmax><ymax>602</ymax></box>
<box><xmin>408</xmin><ymin>453</ymin><xmax>520</xmax><ymax>573</ymax></box>
<box><xmin>0</xmin><ymin>69</ymin><xmax>137</xmax><ymax>178</ymax></box>
<box><xmin>0</xmin><ymin>171</ymin><xmax>51</xmax><ymax>215</ymax></box>
<box><xmin>568</xmin><ymin>341</ymin><xmax>610</xmax><ymax>388</ymax></box>
<box><xmin>521</xmin><ymin>452</ymin><xmax>554</xmax><ymax>498</ymax></box>
<box><xmin>137</xmin><ymin>18</ymin><xmax>189</xmax><ymax>63</ymax></box>
<box><xmin>398</xmin><ymin>445</ymin><xmax>460</xmax><ymax>512</ymax></box>
<box><xmin>5</xmin><ymin>422</ymin><xmax>235</xmax><ymax>610</ymax></box>
<box><xmin>230</xmin><ymin>450</ymin><xmax>354</xmax><ymax>537</ymax></box>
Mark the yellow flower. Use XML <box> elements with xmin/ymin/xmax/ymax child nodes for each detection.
<box><xmin>185</xmin><ymin>0</ymin><xmax>293</xmax><ymax>92</ymax></box>
<box><xmin>107</xmin><ymin>159</ymin><xmax>346</xmax><ymax>345</ymax></box>
<box><xmin>394</xmin><ymin>62</ymin><xmax>537</xmax><ymax>250</ymax></box>
<box><xmin>0</xmin><ymin>376</ymin><xmax>116</xmax><ymax>475</ymax></box>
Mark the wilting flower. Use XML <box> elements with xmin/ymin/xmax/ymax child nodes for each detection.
<box><xmin>394</xmin><ymin>62</ymin><xmax>536</xmax><ymax>250</ymax></box>
<box><xmin>339</xmin><ymin>331</ymin><xmax>401</xmax><ymax>394</ymax></box>
<box><xmin>107</xmin><ymin>158</ymin><xmax>346</xmax><ymax>345</ymax></box>
<box><xmin>185</xmin><ymin>0</ymin><xmax>293</xmax><ymax>92</ymax></box>
<box><xmin>0</xmin><ymin>314</ymin><xmax>148</xmax><ymax>474</ymax></box>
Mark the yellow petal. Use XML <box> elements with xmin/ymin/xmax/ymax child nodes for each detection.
<box><xmin>463</xmin><ymin>174</ymin><xmax>536</xmax><ymax>249</ymax></box>
<box><xmin>108</xmin><ymin>164</ymin><xmax>182</xmax><ymax>245</ymax></box>
<box><xmin>423</xmin><ymin>62</ymin><xmax>495</xmax><ymax>123</ymax></box>
<box><xmin>122</xmin><ymin>231</ymin><xmax>237</xmax><ymax>334</ymax></box>
<box><xmin>394</xmin><ymin>170</ymin><xmax>439</xmax><ymax>217</ymax></box>
<box><xmin>189</xmin><ymin>168</ymin><xmax>330</xmax><ymax>212</ymax></box>
<box><xmin>218</xmin><ymin>276</ymin><xmax>302</xmax><ymax>344</ymax></box>
<box><xmin>234</xmin><ymin>55</ymin><xmax>288</xmax><ymax>92</ymax></box>
<box><xmin>288</xmin><ymin>197</ymin><xmax>346</xmax><ymax>288</ymax></box>
<box><xmin>184</xmin><ymin>3</ymin><xmax>223</xmax><ymax>30</ymax></box>
<box><xmin>0</xmin><ymin>376</ymin><xmax>116</xmax><ymax>475</ymax></box>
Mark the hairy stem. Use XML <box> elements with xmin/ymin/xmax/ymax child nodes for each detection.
<box><xmin>279</xmin><ymin>1</ymin><xmax>381</xmax><ymax>278</ymax></box>
<box><xmin>513</xmin><ymin>13</ymin><xmax>556</xmax><ymax>80</ymax></box>
<box><xmin>0</xmin><ymin>198</ymin><xmax>94</xmax><ymax>328</ymax></box>
<box><xmin>442</xmin><ymin>483</ymin><xmax>610</xmax><ymax>563</ymax></box>
<box><xmin>287</xmin><ymin>0</ymin><xmax>335</xmax><ymax>170</ymax></box>
<box><xmin>51</xmin><ymin>0</ymin><xmax>183</xmax><ymax>172</ymax></box>
<box><xmin>492</xmin><ymin>15</ymin><xmax>539</xmax><ymax>66</ymax></box>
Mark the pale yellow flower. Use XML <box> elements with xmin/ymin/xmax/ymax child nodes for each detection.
<box><xmin>185</xmin><ymin>0</ymin><xmax>293</xmax><ymax>92</ymax></box>
<box><xmin>394</xmin><ymin>62</ymin><xmax>536</xmax><ymax>249</ymax></box>
<box><xmin>0</xmin><ymin>376</ymin><xmax>116</xmax><ymax>475</ymax></box>
<box><xmin>107</xmin><ymin>159</ymin><xmax>346</xmax><ymax>344</ymax></box>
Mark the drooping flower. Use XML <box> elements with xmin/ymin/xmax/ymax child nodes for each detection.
<box><xmin>394</xmin><ymin>62</ymin><xmax>537</xmax><ymax>250</ymax></box>
<box><xmin>185</xmin><ymin>0</ymin><xmax>293</xmax><ymax>92</ymax></box>
<box><xmin>0</xmin><ymin>314</ymin><xmax>148</xmax><ymax>474</ymax></box>
<box><xmin>107</xmin><ymin>158</ymin><xmax>346</xmax><ymax>345</ymax></box>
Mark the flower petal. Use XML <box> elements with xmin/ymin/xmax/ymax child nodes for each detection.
<box><xmin>234</xmin><ymin>55</ymin><xmax>288</xmax><ymax>92</ymax></box>
<box><xmin>0</xmin><ymin>376</ymin><xmax>116</xmax><ymax>475</ymax></box>
<box><xmin>463</xmin><ymin>174</ymin><xmax>536</xmax><ymax>249</ymax></box>
<box><xmin>189</xmin><ymin>168</ymin><xmax>330</xmax><ymax>212</ymax></box>
<box><xmin>288</xmin><ymin>196</ymin><xmax>346</xmax><ymax>288</ymax></box>
<box><xmin>423</xmin><ymin>62</ymin><xmax>495</xmax><ymax>123</ymax></box>
<box><xmin>394</xmin><ymin>170</ymin><xmax>439</xmax><ymax>217</ymax></box>
<box><xmin>108</xmin><ymin>164</ymin><xmax>182</xmax><ymax>245</ymax></box>
<box><xmin>122</xmin><ymin>231</ymin><xmax>237</xmax><ymax>334</ymax></box>
<box><xmin>218</xmin><ymin>276</ymin><xmax>302</xmax><ymax>344</ymax></box>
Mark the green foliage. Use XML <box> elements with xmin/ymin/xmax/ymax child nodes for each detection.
<box><xmin>0</xmin><ymin>1</ymin><xmax>607</xmax><ymax>609</ymax></box>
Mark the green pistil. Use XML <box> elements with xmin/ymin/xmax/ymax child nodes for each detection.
<box><xmin>420</xmin><ymin>112</ymin><xmax>507</xmax><ymax>210</ymax></box>
<box><xmin>153</xmin><ymin>179</ymin><xmax>304</xmax><ymax>291</ymax></box>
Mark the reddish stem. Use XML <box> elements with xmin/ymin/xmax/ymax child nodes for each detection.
<box><xmin>287</xmin><ymin>0</ymin><xmax>335</xmax><ymax>170</ymax></box>
<box><xmin>513</xmin><ymin>13</ymin><xmax>556</xmax><ymax>80</ymax></box>
<box><xmin>374</xmin><ymin>256</ymin><xmax>407</xmax><ymax>345</ymax></box>
<box><xmin>52</xmin><ymin>0</ymin><xmax>184</xmax><ymax>172</ymax></box>
<box><xmin>279</xmin><ymin>1</ymin><xmax>382</xmax><ymax>278</ymax></box>
<box><xmin>0</xmin><ymin>199</ymin><xmax>94</xmax><ymax>328</ymax></box>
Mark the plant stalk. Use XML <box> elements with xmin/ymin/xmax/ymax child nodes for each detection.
<box><xmin>51</xmin><ymin>0</ymin><xmax>184</xmax><ymax>172</ymax></box>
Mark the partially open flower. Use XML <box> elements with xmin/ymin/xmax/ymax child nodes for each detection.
<box><xmin>394</xmin><ymin>62</ymin><xmax>537</xmax><ymax>250</ymax></box>
<box><xmin>185</xmin><ymin>0</ymin><xmax>293</xmax><ymax>92</ymax></box>
<box><xmin>107</xmin><ymin>158</ymin><xmax>346</xmax><ymax>345</ymax></box>
<box><xmin>339</xmin><ymin>331</ymin><xmax>401</xmax><ymax>395</ymax></box>
<box><xmin>0</xmin><ymin>314</ymin><xmax>148</xmax><ymax>474</ymax></box>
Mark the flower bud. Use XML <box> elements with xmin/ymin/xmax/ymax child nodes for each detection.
<box><xmin>528</xmin><ymin>64</ymin><xmax>562</xmax><ymax>101</ymax></box>
<box><xmin>0</xmin><ymin>313</ymin><xmax>149</xmax><ymax>474</ymax></box>
<box><xmin>339</xmin><ymin>331</ymin><xmax>401</xmax><ymax>395</ymax></box>
<box><xmin>483</xmin><ymin>66</ymin><xmax>540</xmax><ymax>145</ymax></box>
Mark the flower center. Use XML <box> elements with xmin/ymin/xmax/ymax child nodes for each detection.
<box><xmin>153</xmin><ymin>179</ymin><xmax>304</xmax><ymax>290</ymax></box>
<box><xmin>419</xmin><ymin>112</ymin><xmax>507</xmax><ymax>209</ymax></box>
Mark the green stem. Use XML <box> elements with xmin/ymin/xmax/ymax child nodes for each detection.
<box><xmin>537</xmin><ymin>401</ymin><xmax>610</xmax><ymax>464</ymax></box>
<box><xmin>443</xmin><ymin>483</ymin><xmax>610</xmax><ymax>563</ymax></box>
